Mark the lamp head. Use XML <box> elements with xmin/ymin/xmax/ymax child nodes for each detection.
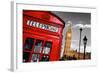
<box><xmin>83</xmin><ymin>36</ymin><xmax>88</xmax><ymax>45</ymax></box>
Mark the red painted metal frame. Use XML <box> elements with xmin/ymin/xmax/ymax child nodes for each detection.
<box><xmin>23</xmin><ymin>10</ymin><xmax>65</xmax><ymax>62</ymax></box>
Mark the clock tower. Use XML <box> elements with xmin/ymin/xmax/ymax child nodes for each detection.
<box><xmin>63</xmin><ymin>21</ymin><xmax>72</xmax><ymax>56</ymax></box>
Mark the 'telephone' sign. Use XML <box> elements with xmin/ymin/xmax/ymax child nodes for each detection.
<box><xmin>27</xmin><ymin>20</ymin><xmax>58</xmax><ymax>32</ymax></box>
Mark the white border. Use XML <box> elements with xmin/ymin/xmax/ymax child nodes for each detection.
<box><xmin>11</xmin><ymin>1</ymin><xmax>17</xmax><ymax>71</ymax></box>
<box><xmin>11</xmin><ymin>1</ymin><xmax>97</xmax><ymax>72</ymax></box>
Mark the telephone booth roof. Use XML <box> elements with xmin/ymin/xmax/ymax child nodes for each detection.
<box><xmin>23</xmin><ymin>10</ymin><xmax>65</xmax><ymax>28</ymax></box>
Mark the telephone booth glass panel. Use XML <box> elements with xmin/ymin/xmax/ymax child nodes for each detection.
<box><xmin>31</xmin><ymin>54</ymin><xmax>40</xmax><ymax>62</ymax></box>
<box><xmin>34</xmin><ymin>40</ymin><xmax>43</xmax><ymax>53</ymax></box>
<box><xmin>24</xmin><ymin>38</ymin><xmax>34</xmax><ymax>50</ymax></box>
<box><xmin>23</xmin><ymin>52</ymin><xmax>30</xmax><ymax>62</ymax></box>
<box><xmin>43</xmin><ymin>41</ymin><xmax>52</xmax><ymax>54</ymax></box>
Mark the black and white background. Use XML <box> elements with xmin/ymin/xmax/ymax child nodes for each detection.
<box><xmin>52</xmin><ymin>11</ymin><xmax>91</xmax><ymax>57</ymax></box>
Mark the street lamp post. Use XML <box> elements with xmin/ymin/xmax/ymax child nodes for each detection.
<box><xmin>78</xmin><ymin>28</ymin><xmax>83</xmax><ymax>59</ymax></box>
<box><xmin>83</xmin><ymin>36</ymin><xmax>88</xmax><ymax>59</ymax></box>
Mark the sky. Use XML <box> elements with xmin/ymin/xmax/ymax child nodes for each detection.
<box><xmin>52</xmin><ymin>11</ymin><xmax>91</xmax><ymax>56</ymax></box>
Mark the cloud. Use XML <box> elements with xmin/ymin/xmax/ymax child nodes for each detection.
<box><xmin>71</xmin><ymin>45</ymin><xmax>91</xmax><ymax>53</ymax></box>
<box><xmin>72</xmin><ymin>24</ymin><xmax>91</xmax><ymax>28</ymax></box>
<box><xmin>71</xmin><ymin>40</ymin><xmax>91</xmax><ymax>53</ymax></box>
<box><xmin>71</xmin><ymin>41</ymin><xmax>91</xmax><ymax>53</ymax></box>
<box><xmin>71</xmin><ymin>40</ymin><xmax>79</xmax><ymax>42</ymax></box>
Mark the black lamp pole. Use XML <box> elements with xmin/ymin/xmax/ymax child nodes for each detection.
<box><xmin>78</xmin><ymin>28</ymin><xmax>83</xmax><ymax>59</ymax></box>
<box><xmin>83</xmin><ymin>36</ymin><xmax>87</xmax><ymax>59</ymax></box>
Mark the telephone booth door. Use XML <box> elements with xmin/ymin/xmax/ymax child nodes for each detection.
<box><xmin>23</xmin><ymin>32</ymin><xmax>61</xmax><ymax>62</ymax></box>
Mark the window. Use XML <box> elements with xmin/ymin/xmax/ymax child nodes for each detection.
<box><xmin>23</xmin><ymin>52</ymin><xmax>30</xmax><ymax>62</ymax></box>
<box><xmin>23</xmin><ymin>37</ymin><xmax>52</xmax><ymax>62</ymax></box>
<box><xmin>34</xmin><ymin>40</ymin><xmax>43</xmax><ymax>53</ymax></box>
<box><xmin>24</xmin><ymin>38</ymin><xmax>34</xmax><ymax>50</ymax></box>
<box><xmin>31</xmin><ymin>54</ymin><xmax>40</xmax><ymax>62</ymax></box>
<box><xmin>41</xmin><ymin>55</ymin><xmax>49</xmax><ymax>61</ymax></box>
<box><xmin>43</xmin><ymin>41</ymin><xmax>52</xmax><ymax>54</ymax></box>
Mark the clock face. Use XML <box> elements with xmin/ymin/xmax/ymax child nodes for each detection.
<box><xmin>67</xmin><ymin>33</ymin><xmax>71</xmax><ymax>37</ymax></box>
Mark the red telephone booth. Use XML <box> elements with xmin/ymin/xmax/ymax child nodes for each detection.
<box><xmin>23</xmin><ymin>10</ymin><xmax>65</xmax><ymax>62</ymax></box>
